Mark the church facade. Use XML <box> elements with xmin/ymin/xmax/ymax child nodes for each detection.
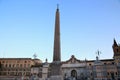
<box><xmin>0</xmin><ymin>7</ymin><xmax>120</xmax><ymax>80</ymax></box>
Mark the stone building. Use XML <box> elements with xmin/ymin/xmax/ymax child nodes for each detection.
<box><xmin>0</xmin><ymin>58</ymin><xmax>42</xmax><ymax>79</ymax></box>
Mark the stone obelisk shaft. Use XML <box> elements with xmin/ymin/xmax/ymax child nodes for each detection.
<box><xmin>53</xmin><ymin>7</ymin><xmax>61</xmax><ymax>62</ymax></box>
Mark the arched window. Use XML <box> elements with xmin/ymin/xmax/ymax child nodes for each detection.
<box><xmin>89</xmin><ymin>64</ymin><xmax>91</xmax><ymax>66</ymax></box>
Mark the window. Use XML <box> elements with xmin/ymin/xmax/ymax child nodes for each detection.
<box><xmin>117</xmin><ymin>49</ymin><xmax>119</xmax><ymax>52</ymax></box>
<box><xmin>116</xmin><ymin>72</ymin><xmax>118</xmax><ymax>75</ymax></box>
<box><xmin>9</xmin><ymin>64</ymin><xmax>11</xmax><ymax>68</ymax></box>
<box><xmin>24</xmin><ymin>61</ymin><xmax>27</xmax><ymax>63</ymax></box>
<box><xmin>104</xmin><ymin>63</ymin><xmax>106</xmax><ymax>65</ymax></box>
<box><xmin>20</xmin><ymin>64</ymin><xmax>22</xmax><ymax>67</ymax></box>
<box><xmin>91</xmin><ymin>73</ymin><xmax>92</xmax><ymax>76</ymax></box>
<box><xmin>5</xmin><ymin>64</ymin><xmax>7</xmax><ymax>67</ymax></box>
<box><xmin>112</xmin><ymin>62</ymin><xmax>114</xmax><ymax>65</ymax></box>
<box><xmin>13</xmin><ymin>64</ymin><xmax>15</xmax><ymax>67</ymax></box>
<box><xmin>2</xmin><ymin>61</ymin><xmax>5</xmax><ymax>63</ymax></box>
<box><xmin>107</xmin><ymin>72</ymin><xmax>109</xmax><ymax>75</ymax></box>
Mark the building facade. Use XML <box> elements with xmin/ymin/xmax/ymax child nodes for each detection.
<box><xmin>0</xmin><ymin>58</ymin><xmax>42</xmax><ymax>79</ymax></box>
<box><xmin>30</xmin><ymin>7</ymin><xmax>120</xmax><ymax>80</ymax></box>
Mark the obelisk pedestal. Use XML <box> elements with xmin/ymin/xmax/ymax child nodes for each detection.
<box><xmin>50</xmin><ymin>62</ymin><xmax>63</xmax><ymax>80</ymax></box>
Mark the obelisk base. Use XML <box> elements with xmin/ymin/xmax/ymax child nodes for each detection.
<box><xmin>50</xmin><ymin>75</ymin><xmax>63</xmax><ymax>80</ymax></box>
<box><xmin>50</xmin><ymin>61</ymin><xmax>62</xmax><ymax>75</ymax></box>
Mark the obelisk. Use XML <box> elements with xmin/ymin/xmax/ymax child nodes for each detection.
<box><xmin>49</xmin><ymin>5</ymin><xmax>63</xmax><ymax>80</ymax></box>
<box><xmin>53</xmin><ymin>5</ymin><xmax>61</xmax><ymax>62</ymax></box>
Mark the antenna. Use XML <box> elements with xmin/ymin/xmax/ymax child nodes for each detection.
<box><xmin>45</xmin><ymin>58</ymin><xmax>48</xmax><ymax>63</ymax></box>
<box><xmin>96</xmin><ymin>50</ymin><xmax>102</xmax><ymax>60</ymax></box>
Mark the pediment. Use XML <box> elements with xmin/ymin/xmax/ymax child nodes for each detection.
<box><xmin>62</xmin><ymin>55</ymin><xmax>81</xmax><ymax>64</ymax></box>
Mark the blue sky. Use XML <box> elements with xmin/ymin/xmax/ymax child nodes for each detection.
<box><xmin>0</xmin><ymin>0</ymin><xmax>120</xmax><ymax>62</ymax></box>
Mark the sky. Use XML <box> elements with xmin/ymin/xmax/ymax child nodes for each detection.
<box><xmin>0</xmin><ymin>0</ymin><xmax>120</xmax><ymax>62</ymax></box>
